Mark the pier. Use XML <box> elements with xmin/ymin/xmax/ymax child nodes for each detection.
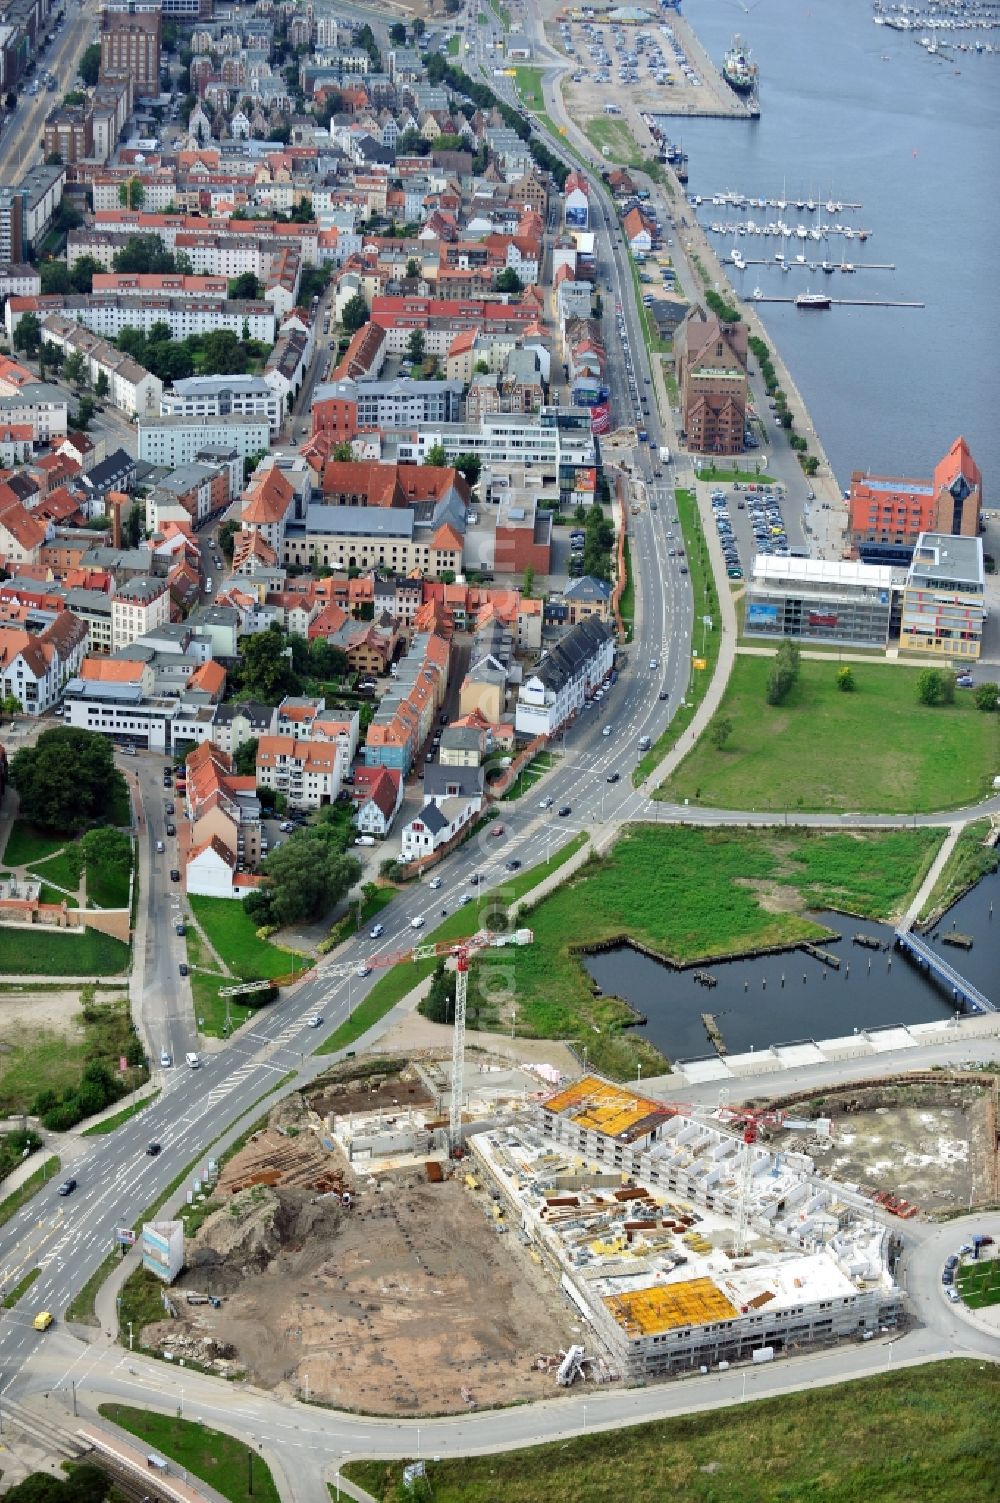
<box><xmin>753</xmin><ymin>297</ymin><xmax>925</xmax><ymax>308</ymax></box>
<box><xmin>734</xmin><ymin>260</ymin><xmax>896</xmax><ymax>271</ymax></box>
<box><xmin>894</xmin><ymin>928</ymin><xmax>994</xmax><ymax>1014</ymax></box>
<box><xmin>701</xmin><ymin>1012</ymin><xmax>727</xmax><ymax>1055</ymax></box>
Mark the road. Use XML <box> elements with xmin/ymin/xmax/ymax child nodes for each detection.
<box><xmin>0</xmin><ymin>2</ymin><xmax>997</xmax><ymax>1489</ymax></box>
<box><xmin>0</xmin><ymin>1</ymin><xmax>101</xmax><ymax>185</ymax></box>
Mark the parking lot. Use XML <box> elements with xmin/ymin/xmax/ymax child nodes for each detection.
<box><xmin>708</xmin><ymin>481</ymin><xmax>807</xmax><ymax>581</ymax></box>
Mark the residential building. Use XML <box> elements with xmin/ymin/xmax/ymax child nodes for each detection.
<box><xmin>675</xmin><ymin>308</ymin><xmax>749</xmax><ymax>456</ymax></box>
<box><xmin>438</xmin><ymin>724</ymin><xmax>485</xmax><ymax>767</ymax></box>
<box><xmin>100</xmin><ymin>6</ymin><xmax>162</xmax><ymax>97</ymax></box>
<box><xmin>899</xmin><ymin>532</ymin><xmax>985</xmax><ymax>660</ymax></box>
<box><xmin>515</xmin><ymin>617</ymin><xmax>615</xmax><ymax>737</ymax></box>
<box><xmin>0</xmin><ymin>615</ymin><xmax>88</xmax><ymax>715</ymax></box>
<box><xmin>848</xmin><ymin>437</ymin><xmax>983</xmax><ymax>566</ymax></box>
<box><xmin>255</xmin><ymin>735</ymin><xmax>341</xmax><ymax>809</ymax></box>
<box><xmin>351</xmin><ymin>764</ymin><xmax>403</xmax><ymax>837</ymax></box>
<box><xmin>560</xmin><ymin>575</ymin><xmax>613</xmax><ymax>624</ymax></box>
<box><xmin>400</xmin><ymin>797</ymin><xmax>478</xmax><ymax>862</ymax></box>
<box><xmin>39</xmin><ymin>314</ymin><xmax>162</xmax><ymax>417</ymax></box>
<box><xmin>111</xmin><ymin>576</ymin><xmax>171</xmax><ymax>653</ymax></box>
<box><xmin>138</xmin><ymin>414</ymin><xmax>271</xmax><ymax>469</ymax></box>
<box><xmin>160</xmin><ymin>375</ymin><xmax>283</xmax><ymax>437</ymax></box>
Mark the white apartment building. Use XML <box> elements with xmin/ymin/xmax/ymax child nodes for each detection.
<box><xmin>515</xmin><ymin>616</ymin><xmax>614</xmax><ymax>738</ymax></box>
<box><xmin>138</xmin><ymin>414</ymin><xmax>271</xmax><ymax>469</ymax></box>
<box><xmin>160</xmin><ymin>376</ymin><xmax>283</xmax><ymax>437</ymax></box>
<box><xmin>111</xmin><ymin>576</ymin><xmax>171</xmax><ymax>653</ymax></box>
<box><xmin>27</xmin><ymin>295</ymin><xmax>277</xmax><ymax>345</ymax></box>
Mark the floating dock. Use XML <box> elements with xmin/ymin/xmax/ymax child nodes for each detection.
<box><xmin>753</xmin><ymin>297</ymin><xmax>924</xmax><ymax>308</ymax></box>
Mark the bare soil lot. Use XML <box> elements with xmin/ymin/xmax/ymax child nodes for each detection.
<box><xmin>142</xmin><ymin>1089</ymin><xmax>578</xmax><ymax>1415</ymax></box>
<box><xmin>772</xmin><ymin>1080</ymin><xmax>996</xmax><ymax>1213</ymax></box>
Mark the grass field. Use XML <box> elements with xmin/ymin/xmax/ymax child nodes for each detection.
<box><xmin>619</xmin><ymin>537</ymin><xmax>634</xmax><ymax>640</ymax></box>
<box><xmin>500</xmin><ymin>750</ymin><xmax>555</xmax><ymax>801</ymax></box>
<box><xmin>31</xmin><ymin>845</ymin><xmax>83</xmax><ymax>892</ymax></box>
<box><xmin>38</xmin><ymin>883</ymin><xmax>79</xmax><ymax>908</ymax></box>
<box><xmin>99</xmin><ymin>1407</ymin><xmax>279</xmax><ymax>1503</ymax></box>
<box><xmin>316</xmin><ymin>833</ymin><xmax>589</xmax><ymax>1056</ymax></box>
<box><xmin>514</xmin><ymin>65</ymin><xmax>543</xmax><ymax>108</ymax></box>
<box><xmin>2</xmin><ymin>1266</ymin><xmax>40</xmax><ymax>1308</ymax></box>
<box><xmin>466</xmin><ymin>823</ymin><xmax>941</xmax><ymax>1076</ymax></box>
<box><xmin>81</xmin><ymin>1089</ymin><xmax>160</xmax><ymax>1136</ymax></box>
<box><xmin>0</xmin><ymin>994</ymin><xmax>140</xmax><ymax>1115</ymax></box>
<box><xmin>584</xmin><ymin>116</ymin><xmax>644</xmax><ymax>170</ymax></box>
<box><xmin>957</xmin><ymin>1256</ymin><xmax>1000</xmax><ymax>1308</ymax></box>
<box><xmin>697</xmin><ymin>464</ymin><xmax>776</xmax><ymax>484</ymax></box>
<box><xmin>188</xmin><ymin>895</ymin><xmax>305</xmax><ymax>980</ymax></box>
<box><xmin>635</xmin><ymin>488</ymin><xmax>720</xmax><ymax>785</ymax></box>
<box><xmin>919</xmin><ymin>819</ymin><xmax>999</xmax><ymax>922</ymax></box>
<box><xmin>446</xmin><ymin>33</ymin><xmax>460</xmax><ymax>55</ymax></box>
<box><xmin>0</xmin><ymin>1157</ymin><xmax>60</xmax><ymax>1227</ymax></box>
<box><xmin>345</xmin><ymin>1360</ymin><xmax>1000</xmax><ymax>1503</ymax></box>
<box><xmin>87</xmin><ymin>857</ymin><xmax>131</xmax><ymax>908</ymax></box>
<box><xmin>2</xmin><ymin>821</ymin><xmax>66</xmax><ymax>866</ymax></box>
<box><xmin>663</xmin><ymin>657</ymin><xmax>999</xmax><ymax>813</ymax></box>
<box><xmin>0</xmin><ymin>926</ymin><xmax>128</xmax><ymax>977</ymax></box>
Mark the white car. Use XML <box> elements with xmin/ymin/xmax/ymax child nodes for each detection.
<box><xmin>410</xmin><ymin>915</ymin><xmax>425</xmax><ymax>930</ymax></box>
<box><xmin>306</xmin><ymin>1014</ymin><xmax>323</xmax><ymax>1028</ymax></box>
<box><xmin>159</xmin><ymin>1050</ymin><xmax>173</xmax><ymax>1068</ymax></box>
<box><xmin>428</xmin><ymin>876</ymin><xmax>443</xmax><ymax>889</ymax></box>
<box><xmin>539</xmin><ymin>796</ymin><xmax>554</xmax><ymax>809</ymax></box>
<box><xmin>370</xmin><ymin>923</ymin><xmax>385</xmax><ymax>939</ymax></box>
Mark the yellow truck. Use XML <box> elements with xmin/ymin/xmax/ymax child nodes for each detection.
<box><xmin>33</xmin><ymin>1311</ymin><xmax>54</xmax><ymax>1331</ymax></box>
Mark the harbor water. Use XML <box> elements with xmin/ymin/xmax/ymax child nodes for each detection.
<box><xmin>665</xmin><ymin>0</ymin><xmax>999</xmax><ymax>487</ymax></box>
<box><xmin>583</xmin><ymin>907</ymin><xmax>983</xmax><ymax>1062</ymax></box>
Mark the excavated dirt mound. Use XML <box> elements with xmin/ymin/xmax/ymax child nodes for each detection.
<box><xmin>144</xmin><ymin>1175</ymin><xmax>578</xmax><ymax>1414</ymax></box>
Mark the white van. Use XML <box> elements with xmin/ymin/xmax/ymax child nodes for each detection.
<box><xmin>185</xmin><ymin>1051</ymin><xmax>201</xmax><ymax>1069</ymax></box>
<box><xmin>410</xmin><ymin>916</ymin><xmax>425</xmax><ymax>930</ymax></box>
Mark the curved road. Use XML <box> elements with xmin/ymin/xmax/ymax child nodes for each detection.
<box><xmin>1</xmin><ymin>4</ymin><xmax>998</xmax><ymax>1494</ymax></box>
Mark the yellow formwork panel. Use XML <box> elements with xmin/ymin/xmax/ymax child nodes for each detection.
<box><xmin>603</xmin><ymin>1278</ymin><xmax>738</xmax><ymax>1337</ymax></box>
<box><xmin>543</xmin><ymin>1075</ymin><xmax>663</xmax><ymax>1140</ymax></box>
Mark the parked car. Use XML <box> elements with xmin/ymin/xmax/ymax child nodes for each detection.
<box><xmin>178</xmin><ymin>963</ymin><xmax>189</xmax><ymax>977</ymax></box>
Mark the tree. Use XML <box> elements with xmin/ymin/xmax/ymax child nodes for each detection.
<box><xmin>201</xmin><ymin>329</ymin><xmax>244</xmax><ymax>375</ymax></box>
<box><xmin>709</xmin><ymin>714</ymin><xmax>733</xmax><ymax>750</ymax></box>
<box><xmin>306</xmin><ymin>637</ymin><xmax>349</xmax><ymax>682</ymax></box>
<box><xmin>406</xmin><ymin>328</ymin><xmax>425</xmax><ymax>365</ymax></box>
<box><xmin>521</xmin><ymin>565</ymin><xmax>535</xmax><ymax>599</ymax></box>
<box><xmin>454</xmin><ymin>452</ymin><xmax>481</xmax><ymax>487</ymax></box>
<box><xmin>766</xmin><ymin>639</ymin><xmax>800</xmax><ymax>706</ymax></box>
<box><xmin>233</xmin><ymin>737</ymin><xmax>259</xmax><ymax>777</ymax></box>
<box><xmin>341</xmin><ymin>291</ymin><xmax>369</xmax><ymax>334</ymax></box>
<box><xmin>70</xmin><ymin>254</ymin><xmax>103</xmax><ymax>295</ymax></box>
<box><xmin>246</xmin><ymin>832</ymin><xmax>361</xmax><ymax>927</ymax></box>
<box><xmin>63</xmin><ymin>351</ymin><xmax>87</xmax><ymax>389</ymax></box>
<box><xmin>40</xmin><ymin>260</ymin><xmax>72</xmax><ymax>295</ymax></box>
<box><xmin>1</xmin><ymin>693</ymin><xmax>22</xmax><ymax>720</ymax></box>
<box><xmin>412</xmin><ymin>17</ymin><xmax>425</xmax><ymax>37</ymax></box>
<box><xmin>218</xmin><ymin>518</ymin><xmax>239</xmax><ymax>559</ymax></box>
<box><xmin>117</xmin><ymin>177</ymin><xmax>144</xmax><ymax>209</ymax></box>
<box><xmin>973</xmin><ymin>681</ymin><xmax>999</xmax><ymax>713</ymax></box>
<box><xmin>75</xmin><ymin>396</ymin><xmax>96</xmax><ymax>431</ymax></box>
<box><xmin>421</xmin><ymin>958</ymin><xmax>456</xmax><ymax>1024</ymax></box>
<box><xmin>331</xmin><ymin>441</ymin><xmax>354</xmax><ymax>462</ymax></box>
<box><xmin>405</xmin><ymin>256</ymin><xmax>421</xmax><ymax>280</ymax></box>
<box><xmin>229</xmin><ymin>271</ymin><xmax>262</xmax><ymax>300</ymax></box>
<box><xmin>79</xmin><ymin>42</ymin><xmax>102</xmax><ymax>87</ymax></box>
<box><xmin>10</xmin><ymin>728</ymin><xmax>120</xmax><ymax>834</ymax></box>
<box><xmin>494</xmin><ymin>267</ymin><xmax>523</xmax><ymax>294</ymax></box>
<box><xmin>916</xmin><ymin>668</ymin><xmax>953</xmax><ymax>707</ymax></box>
<box><xmin>473</xmin><ymin>359</ymin><xmax>490</xmax><ymax>375</ymax></box>
<box><xmin>389</xmin><ymin>21</ymin><xmax>407</xmax><ymax>44</ymax></box>
<box><xmin>112</xmin><ymin>234</ymin><xmax>175</xmax><ymax>276</ymax></box>
<box><xmin>836</xmin><ymin>665</ymin><xmax>855</xmax><ymax>693</ymax></box>
<box><xmin>236</xmin><ymin>624</ymin><xmax>300</xmax><ymax>700</ymax></box>
<box><xmin>94</xmin><ymin>369</ymin><xmax>110</xmax><ymax>399</ymax></box>
<box><xmin>80</xmin><ymin>826</ymin><xmax>131</xmax><ymax>883</ymax></box>
<box><xmin>45</xmin><ymin>151</ymin><xmax>63</xmax><ymax>166</ymax></box>
<box><xmin>424</xmin><ymin>442</ymin><xmax>447</xmax><ymax>469</ymax></box>
<box><xmin>13</xmin><ymin>311</ymin><xmax>40</xmax><ymax>358</ymax></box>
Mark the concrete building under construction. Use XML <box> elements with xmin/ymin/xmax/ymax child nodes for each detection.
<box><xmin>469</xmin><ymin>1075</ymin><xmax>903</xmax><ymax>1381</ymax></box>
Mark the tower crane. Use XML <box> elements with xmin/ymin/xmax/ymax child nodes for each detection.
<box><xmin>318</xmin><ymin>927</ymin><xmax>534</xmax><ymax>1154</ymax></box>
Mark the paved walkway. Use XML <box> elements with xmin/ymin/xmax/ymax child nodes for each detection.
<box><xmin>901</xmin><ymin>824</ymin><xmax>963</xmax><ymax>930</ymax></box>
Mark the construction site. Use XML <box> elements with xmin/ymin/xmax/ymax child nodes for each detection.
<box><xmin>468</xmin><ymin>1076</ymin><xmax>905</xmax><ymax>1382</ymax></box>
<box><xmin>135</xmin><ymin>1058</ymin><xmax>581</xmax><ymax>1415</ymax></box>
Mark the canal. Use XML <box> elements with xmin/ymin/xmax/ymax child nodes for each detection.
<box><xmin>583</xmin><ymin>901</ymin><xmax>993</xmax><ymax>1063</ymax></box>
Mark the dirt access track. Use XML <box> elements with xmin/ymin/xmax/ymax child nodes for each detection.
<box><xmin>145</xmin><ymin>1170</ymin><xmax>577</xmax><ymax>1416</ymax></box>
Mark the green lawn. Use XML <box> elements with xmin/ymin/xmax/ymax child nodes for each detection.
<box><xmin>635</xmin><ymin>488</ymin><xmax>720</xmax><ymax>784</ymax></box>
<box><xmin>663</xmin><ymin>657</ymin><xmax>1000</xmax><ymax>813</ymax></box>
<box><xmin>31</xmin><ymin>844</ymin><xmax>83</xmax><ymax>892</ymax></box>
<box><xmin>81</xmin><ymin>1089</ymin><xmax>160</xmax><ymax>1136</ymax></box>
<box><xmin>0</xmin><ymin>1157</ymin><xmax>61</xmax><ymax>1227</ymax></box>
<box><xmin>87</xmin><ymin>856</ymin><xmax>132</xmax><ymax>908</ymax></box>
<box><xmin>0</xmin><ymin>926</ymin><xmax>129</xmax><ymax>978</ymax></box>
<box><xmin>446</xmin><ymin>34</ymin><xmax>460</xmax><ymax>56</ymax></box>
<box><xmin>38</xmin><ymin>884</ymin><xmax>79</xmax><ymax>908</ymax></box>
<box><xmin>697</xmin><ymin>464</ymin><xmax>776</xmax><ymax>484</ymax></box>
<box><xmin>0</xmin><ymin>994</ymin><xmax>140</xmax><ymax>1115</ymax></box>
<box><xmin>466</xmin><ymin>823</ymin><xmax>941</xmax><ymax>1077</ymax></box>
<box><xmin>956</xmin><ymin>1256</ymin><xmax>1000</xmax><ymax>1309</ymax></box>
<box><xmin>346</xmin><ymin>1360</ymin><xmax>1000</xmax><ymax>1503</ymax></box>
<box><xmin>99</xmin><ymin>1407</ymin><xmax>279</xmax><ymax>1503</ymax></box>
<box><xmin>2</xmin><ymin>1266</ymin><xmax>40</xmax><ymax>1308</ymax></box>
<box><xmin>2</xmin><ymin>821</ymin><xmax>66</xmax><ymax>866</ymax></box>
<box><xmin>188</xmin><ymin>895</ymin><xmax>306</xmax><ymax>980</ymax></box>
<box><xmin>316</xmin><ymin>833</ymin><xmax>589</xmax><ymax>1056</ymax></box>
<box><xmin>619</xmin><ymin>537</ymin><xmax>635</xmax><ymax>639</ymax></box>
<box><xmin>919</xmin><ymin>818</ymin><xmax>999</xmax><ymax>922</ymax></box>
<box><xmin>500</xmin><ymin>750</ymin><xmax>555</xmax><ymax>801</ymax></box>
<box><xmin>585</xmin><ymin>116</ymin><xmax>645</xmax><ymax>170</ymax></box>
<box><xmin>514</xmin><ymin>65</ymin><xmax>543</xmax><ymax>108</ymax></box>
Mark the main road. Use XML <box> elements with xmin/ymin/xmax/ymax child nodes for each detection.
<box><xmin>0</xmin><ymin>6</ymin><xmax>997</xmax><ymax>1493</ymax></box>
<box><xmin>0</xmin><ymin>0</ymin><xmax>102</xmax><ymax>184</ymax></box>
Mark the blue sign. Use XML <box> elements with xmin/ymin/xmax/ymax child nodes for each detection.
<box><xmin>747</xmin><ymin>603</ymin><xmax>780</xmax><ymax>625</ymax></box>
